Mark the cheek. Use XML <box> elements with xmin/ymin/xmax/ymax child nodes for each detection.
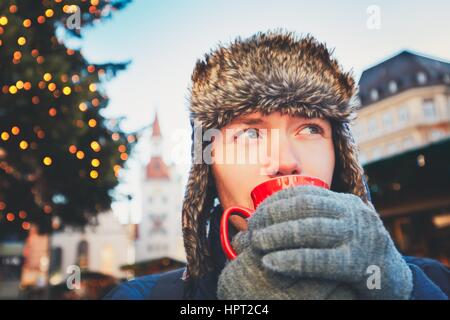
<box><xmin>211</xmin><ymin>133</ymin><xmax>262</xmax><ymax>208</ymax></box>
<box><xmin>212</xmin><ymin>163</ymin><xmax>262</xmax><ymax>208</ymax></box>
<box><xmin>211</xmin><ymin>136</ymin><xmax>261</xmax><ymax>190</ymax></box>
<box><xmin>297</xmin><ymin>140</ymin><xmax>335</xmax><ymax>186</ymax></box>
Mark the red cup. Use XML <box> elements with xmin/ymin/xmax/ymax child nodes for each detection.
<box><xmin>220</xmin><ymin>175</ymin><xmax>330</xmax><ymax>260</ymax></box>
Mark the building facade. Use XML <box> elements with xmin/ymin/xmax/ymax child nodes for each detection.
<box><xmin>135</xmin><ymin>113</ymin><xmax>185</xmax><ymax>263</ymax></box>
<box><xmin>354</xmin><ymin>50</ymin><xmax>450</xmax><ymax>164</ymax></box>
<box><xmin>355</xmin><ymin>50</ymin><xmax>450</xmax><ymax>265</ymax></box>
<box><xmin>50</xmin><ymin>210</ymin><xmax>132</xmax><ymax>284</ymax></box>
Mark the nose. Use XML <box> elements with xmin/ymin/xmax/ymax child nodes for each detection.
<box><xmin>264</xmin><ymin>134</ymin><xmax>301</xmax><ymax>178</ymax></box>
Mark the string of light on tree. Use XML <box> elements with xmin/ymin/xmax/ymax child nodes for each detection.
<box><xmin>0</xmin><ymin>1</ymin><xmax>137</xmax><ymax>234</ymax></box>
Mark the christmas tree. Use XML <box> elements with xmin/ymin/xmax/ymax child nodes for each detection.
<box><xmin>0</xmin><ymin>0</ymin><xmax>136</xmax><ymax>239</ymax></box>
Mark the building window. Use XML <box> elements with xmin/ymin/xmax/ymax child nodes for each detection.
<box><xmin>388</xmin><ymin>81</ymin><xmax>398</xmax><ymax>93</ymax></box>
<box><xmin>423</xmin><ymin>98</ymin><xmax>437</xmax><ymax>120</ymax></box>
<box><xmin>368</xmin><ymin>117</ymin><xmax>378</xmax><ymax>135</ymax></box>
<box><xmin>387</xmin><ymin>143</ymin><xmax>397</xmax><ymax>154</ymax></box>
<box><xmin>147</xmin><ymin>244</ymin><xmax>168</xmax><ymax>252</ymax></box>
<box><xmin>403</xmin><ymin>136</ymin><xmax>414</xmax><ymax>149</ymax></box>
<box><xmin>49</xmin><ymin>247</ymin><xmax>63</xmax><ymax>276</ymax></box>
<box><xmin>100</xmin><ymin>245</ymin><xmax>115</xmax><ymax>275</ymax></box>
<box><xmin>382</xmin><ymin>112</ymin><xmax>393</xmax><ymax>131</ymax></box>
<box><xmin>76</xmin><ymin>240</ymin><xmax>89</xmax><ymax>269</ymax></box>
<box><xmin>430</xmin><ymin>130</ymin><xmax>443</xmax><ymax>142</ymax></box>
<box><xmin>149</xmin><ymin>214</ymin><xmax>167</xmax><ymax>235</ymax></box>
<box><xmin>398</xmin><ymin>106</ymin><xmax>410</xmax><ymax>126</ymax></box>
<box><xmin>370</xmin><ymin>89</ymin><xmax>379</xmax><ymax>101</ymax></box>
<box><xmin>417</xmin><ymin>72</ymin><xmax>427</xmax><ymax>85</ymax></box>
<box><xmin>443</xmin><ymin>73</ymin><xmax>450</xmax><ymax>84</ymax></box>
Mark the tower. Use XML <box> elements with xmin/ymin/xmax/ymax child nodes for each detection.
<box><xmin>135</xmin><ymin>112</ymin><xmax>185</xmax><ymax>263</ymax></box>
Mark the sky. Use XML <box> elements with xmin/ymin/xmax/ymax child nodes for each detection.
<box><xmin>72</xmin><ymin>0</ymin><xmax>450</xmax><ymax>223</ymax></box>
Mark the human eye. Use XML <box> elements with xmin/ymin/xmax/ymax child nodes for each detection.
<box><xmin>234</xmin><ymin>128</ymin><xmax>261</xmax><ymax>141</ymax></box>
<box><xmin>297</xmin><ymin>124</ymin><xmax>324</xmax><ymax>136</ymax></box>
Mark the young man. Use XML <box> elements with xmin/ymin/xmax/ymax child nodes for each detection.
<box><xmin>105</xmin><ymin>31</ymin><xmax>449</xmax><ymax>300</ymax></box>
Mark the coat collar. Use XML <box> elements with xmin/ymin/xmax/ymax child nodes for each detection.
<box><xmin>189</xmin><ymin>204</ymin><xmax>229</xmax><ymax>300</ymax></box>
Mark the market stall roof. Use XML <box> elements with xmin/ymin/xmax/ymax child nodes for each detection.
<box><xmin>364</xmin><ymin>137</ymin><xmax>450</xmax><ymax>217</ymax></box>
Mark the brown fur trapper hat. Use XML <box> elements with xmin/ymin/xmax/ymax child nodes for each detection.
<box><xmin>182</xmin><ymin>30</ymin><xmax>370</xmax><ymax>284</ymax></box>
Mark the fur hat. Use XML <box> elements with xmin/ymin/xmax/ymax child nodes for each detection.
<box><xmin>182</xmin><ymin>30</ymin><xmax>370</xmax><ymax>284</ymax></box>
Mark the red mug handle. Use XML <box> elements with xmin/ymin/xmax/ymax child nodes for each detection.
<box><xmin>220</xmin><ymin>206</ymin><xmax>253</xmax><ymax>260</ymax></box>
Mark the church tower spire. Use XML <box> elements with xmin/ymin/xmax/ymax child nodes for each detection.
<box><xmin>146</xmin><ymin>112</ymin><xmax>169</xmax><ymax>179</ymax></box>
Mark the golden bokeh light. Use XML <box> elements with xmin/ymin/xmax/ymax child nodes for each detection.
<box><xmin>88</xmin><ymin>119</ymin><xmax>97</xmax><ymax>128</ymax></box>
<box><xmin>49</xmin><ymin>108</ymin><xmax>57</xmax><ymax>117</ymax></box>
<box><xmin>69</xmin><ymin>145</ymin><xmax>77</xmax><ymax>154</ymax></box>
<box><xmin>45</xmin><ymin>9</ymin><xmax>54</xmax><ymax>18</ymax></box>
<box><xmin>90</xmin><ymin>170</ymin><xmax>99</xmax><ymax>179</ymax></box>
<box><xmin>91</xmin><ymin>159</ymin><xmax>100</xmax><ymax>167</ymax></box>
<box><xmin>16</xmin><ymin>80</ymin><xmax>24</xmax><ymax>89</ymax></box>
<box><xmin>17</xmin><ymin>36</ymin><xmax>26</xmax><ymax>46</ymax></box>
<box><xmin>23</xmin><ymin>19</ymin><xmax>32</xmax><ymax>28</ymax></box>
<box><xmin>19</xmin><ymin>140</ymin><xmax>29</xmax><ymax>150</ymax></box>
<box><xmin>43</xmin><ymin>156</ymin><xmax>52</xmax><ymax>166</ymax></box>
<box><xmin>1</xmin><ymin>132</ymin><xmax>10</xmax><ymax>141</ymax></box>
<box><xmin>11</xmin><ymin>126</ymin><xmax>20</xmax><ymax>135</ymax></box>
<box><xmin>62</xmin><ymin>86</ymin><xmax>72</xmax><ymax>95</ymax></box>
<box><xmin>90</xmin><ymin>141</ymin><xmax>101</xmax><ymax>152</ymax></box>
<box><xmin>76</xmin><ymin>150</ymin><xmax>85</xmax><ymax>159</ymax></box>
<box><xmin>79</xmin><ymin>102</ymin><xmax>87</xmax><ymax>111</ymax></box>
<box><xmin>9</xmin><ymin>85</ymin><xmax>18</xmax><ymax>94</ymax></box>
<box><xmin>13</xmin><ymin>51</ymin><xmax>22</xmax><ymax>60</ymax></box>
<box><xmin>0</xmin><ymin>16</ymin><xmax>8</xmax><ymax>26</ymax></box>
<box><xmin>112</xmin><ymin>133</ymin><xmax>120</xmax><ymax>141</ymax></box>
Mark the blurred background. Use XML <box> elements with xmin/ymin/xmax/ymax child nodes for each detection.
<box><xmin>0</xmin><ymin>0</ymin><xmax>449</xmax><ymax>299</ymax></box>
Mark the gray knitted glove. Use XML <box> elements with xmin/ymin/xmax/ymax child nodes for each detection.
<box><xmin>250</xmin><ymin>185</ymin><xmax>413</xmax><ymax>300</ymax></box>
<box><xmin>217</xmin><ymin>229</ymin><xmax>357</xmax><ymax>300</ymax></box>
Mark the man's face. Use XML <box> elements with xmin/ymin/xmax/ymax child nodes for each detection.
<box><xmin>211</xmin><ymin>111</ymin><xmax>335</xmax><ymax>210</ymax></box>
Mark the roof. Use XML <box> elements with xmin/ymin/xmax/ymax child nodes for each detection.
<box><xmin>363</xmin><ymin>137</ymin><xmax>450</xmax><ymax>216</ymax></box>
<box><xmin>145</xmin><ymin>156</ymin><xmax>170</xmax><ymax>179</ymax></box>
<box><xmin>151</xmin><ymin>113</ymin><xmax>161</xmax><ymax>138</ymax></box>
<box><xmin>358</xmin><ymin>50</ymin><xmax>450</xmax><ymax>107</ymax></box>
<box><xmin>145</xmin><ymin>111</ymin><xmax>170</xmax><ymax>180</ymax></box>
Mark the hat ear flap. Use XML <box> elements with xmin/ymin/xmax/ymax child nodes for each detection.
<box><xmin>182</xmin><ymin>163</ymin><xmax>216</xmax><ymax>280</ymax></box>
<box><xmin>331</xmin><ymin>121</ymin><xmax>370</xmax><ymax>205</ymax></box>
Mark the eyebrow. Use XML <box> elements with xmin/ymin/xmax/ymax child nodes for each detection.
<box><xmin>232</xmin><ymin>117</ymin><xmax>266</xmax><ymax>126</ymax></box>
<box><xmin>230</xmin><ymin>115</ymin><xmax>326</xmax><ymax>127</ymax></box>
